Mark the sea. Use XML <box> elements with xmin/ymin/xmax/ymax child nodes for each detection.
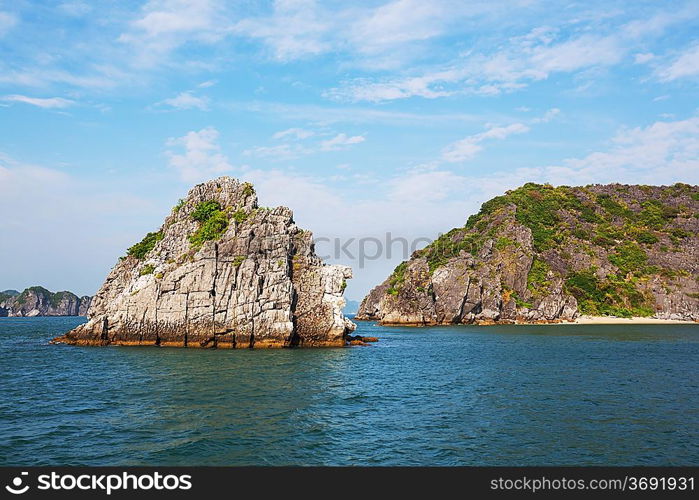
<box><xmin>1</xmin><ymin>316</ymin><xmax>697</xmax><ymax>466</ymax></box>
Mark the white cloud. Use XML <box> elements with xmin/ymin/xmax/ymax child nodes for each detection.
<box><xmin>245</xmin><ymin>130</ymin><xmax>364</xmax><ymax>158</ymax></box>
<box><xmin>0</xmin><ymin>11</ymin><xmax>17</xmax><ymax>37</ymax></box>
<box><xmin>0</xmin><ymin>155</ymin><xmax>70</xmax><ymax>195</ymax></box>
<box><xmin>319</xmin><ymin>133</ymin><xmax>365</xmax><ymax>151</ymax></box>
<box><xmin>125</xmin><ymin>0</ymin><xmax>222</xmax><ymax>38</ymax></box>
<box><xmin>388</xmin><ymin>169</ymin><xmax>466</xmax><ymax>202</ymax></box>
<box><xmin>325</xmin><ymin>71</ymin><xmax>458</xmax><ymax>102</ymax></box>
<box><xmin>656</xmin><ymin>43</ymin><xmax>699</xmax><ymax>81</ymax></box>
<box><xmin>228</xmin><ymin>100</ymin><xmax>488</xmax><ymax>126</ymax></box>
<box><xmin>243</xmin><ymin>144</ymin><xmax>309</xmax><ymax>161</ymax></box>
<box><xmin>1</xmin><ymin>94</ymin><xmax>75</xmax><ymax>109</ymax></box>
<box><xmin>348</xmin><ymin>0</ymin><xmax>450</xmax><ymax>54</ymax></box>
<box><xmin>0</xmin><ymin>65</ymin><xmax>133</xmax><ymax>90</ymax></box>
<box><xmin>241</xmin><ymin>168</ymin><xmax>340</xmax><ymax>213</ymax></box>
<box><xmin>58</xmin><ymin>2</ymin><xmax>92</xmax><ymax>17</ymax></box>
<box><xmin>118</xmin><ymin>0</ymin><xmax>227</xmax><ymax>67</ymax></box>
<box><xmin>326</xmin><ymin>8</ymin><xmax>696</xmax><ymax>103</ymax></box>
<box><xmin>327</xmin><ymin>31</ymin><xmax>620</xmax><ymax>102</ymax></box>
<box><xmin>440</xmin><ymin>114</ymin><xmax>699</xmax><ymax>193</ymax></box>
<box><xmin>549</xmin><ymin>115</ymin><xmax>699</xmax><ymax>184</ymax></box>
<box><xmin>621</xmin><ymin>9</ymin><xmax>694</xmax><ymax>39</ymax></box>
<box><xmin>273</xmin><ymin>127</ymin><xmax>315</xmax><ymax>140</ymax></box>
<box><xmin>531</xmin><ymin>107</ymin><xmax>560</xmax><ymax>123</ymax></box>
<box><xmin>166</xmin><ymin>127</ymin><xmax>235</xmax><ymax>182</ymax></box>
<box><xmin>634</xmin><ymin>52</ymin><xmax>655</xmax><ymax>64</ymax></box>
<box><xmin>157</xmin><ymin>91</ymin><xmax>210</xmax><ymax>110</ymax></box>
<box><xmin>229</xmin><ymin>0</ymin><xmax>492</xmax><ymax>66</ymax></box>
<box><xmin>229</xmin><ymin>1</ymin><xmax>500</xmax><ymax>70</ymax></box>
<box><xmin>527</xmin><ymin>34</ymin><xmax>623</xmax><ymax>73</ymax></box>
<box><xmin>441</xmin><ymin>123</ymin><xmax>529</xmax><ymax>162</ymax></box>
<box><xmin>232</xmin><ymin>0</ymin><xmax>331</xmax><ymax>61</ymax></box>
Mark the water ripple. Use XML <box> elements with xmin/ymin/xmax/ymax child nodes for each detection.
<box><xmin>1</xmin><ymin>317</ymin><xmax>698</xmax><ymax>465</ymax></box>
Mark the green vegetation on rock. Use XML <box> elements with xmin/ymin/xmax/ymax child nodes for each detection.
<box><xmin>387</xmin><ymin>261</ymin><xmax>408</xmax><ymax>295</ymax></box>
<box><xmin>526</xmin><ymin>259</ymin><xmax>551</xmax><ymax>298</ymax></box>
<box><xmin>127</xmin><ymin>231</ymin><xmax>164</xmax><ymax>260</ymax></box>
<box><xmin>242</xmin><ymin>182</ymin><xmax>255</xmax><ymax>198</ymax></box>
<box><xmin>191</xmin><ymin>200</ymin><xmax>223</xmax><ymax>222</ymax></box>
<box><xmin>49</xmin><ymin>291</ymin><xmax>74</xmax><ymax>308</ymax></box>
<box><xmin>418</xmin><ymin>228</ymin><xmax>490</xmax><ymax>272</ymax></box>
<box><xmin>173</xmin><ymin>198</ymin><xmax>185</xmax><ymax>213</ymax></box>
<box><xmin>188</xmin><ymin>200</ymin><xmax>244</xmax><ymax>249</ymax></box>
<box><xmin>231</xmin><ymin>210</ymin><xmax>248</xmax><ymax>224</ymax></box>
<box><xmin>634</xmin><ymin>230</ymin><xmax>659</xmax><ymax>245</ymax></box>
<box><xmin>565</xmin><ymin>270</ymin><xmax>654</xmax><ymax>318</ymax></box>
<box><xmin>495</xmin><ymin>237</ymin><xmax>516</xmax><ymax>250</ymax></box>
<box><xmin>189</xmin><ymin>212</ymin><xmax>229</xmax><ymax>248</ymax></box>
<box><xmin>464</xmin><ymin>183</ymin><xmax>599</xmax><ymax>251</ymax></box>
<box><xmin>17</xmin><ymin>286</ymin><xmax>52</xmax><ymax>305</ymax></box>
<box><xmin>139</xmin><ymin>264</ymin><xmax>156</xmax><ymax>276</ymax></box>
<box><xmin>638</xmin><ymin>199</ymin><xmax>679</xmax><ymax>228</ymax></box>
<box><xmin>609</xmin><ymin>241</ymin><xmax>648</xmax><ymax>276</ymax></box>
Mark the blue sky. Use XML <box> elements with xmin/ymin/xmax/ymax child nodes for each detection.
<box><xmin>1</xmin><ymin>0</ymin><xmax>699</xmax><ymax>300</ymax></box>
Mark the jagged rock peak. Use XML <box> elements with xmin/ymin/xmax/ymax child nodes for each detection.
<box><xmin>55</xmin><ymin>176</ymin><xmax>355</xmax><ymax>348</ymax></box>
<box><xmin>357</xmin><ymin>182</ymin><xmax>699</xmax><ymax>325</ymax></box>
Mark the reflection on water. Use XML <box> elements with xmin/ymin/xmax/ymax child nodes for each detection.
<box><xmin>1</xmin><ymin>317</ymin><xmax>698</xmax><ymax>465</ymax></box>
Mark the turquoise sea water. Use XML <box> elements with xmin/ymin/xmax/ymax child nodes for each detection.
<box><xmin>1</xmin><ymin>316</ymin><xmax>698</xmax><ymax>466</ymax></box>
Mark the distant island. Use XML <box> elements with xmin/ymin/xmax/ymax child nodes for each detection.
<box><xmin>0</xmin><ymin>287</ymin><xmax>92</xmax><ymax>317</ymax></box>
<box><xmin>343</xmin><ymin>300</ymin><xmax>360</xmax><ymax>315</ymax></box>
<box><xmin>357</xmin><ymin>183</ymin><xmax>699</xmax><ymax>325</ymax></box>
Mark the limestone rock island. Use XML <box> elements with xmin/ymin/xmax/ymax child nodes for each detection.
<box><xmin>0</xmin><ymin>287</ymin><xmax>91</xmax><ymax>317</ymax></box>
<box><xmin>357</xmin><ymin>183</ymin><xmax>699</xmax><ymax>325</ymax></box>
<box><xmin>55</xmin><ymin>177</ymin><xmax>355</xmax><ymax>348</ymax></box>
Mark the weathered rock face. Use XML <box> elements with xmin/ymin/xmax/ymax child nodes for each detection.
<box><xmin>0</xmin><ymin>287</ymin><xmax>92</xmax><ymax>317</ymax></box>
<box><xmin>55</xmin><ymin>177</ymin><xmax>355</xmax><ymax>348</ymax></box>
<box><xmin>357</xmin><ymin>183</ymin><xmax>699</xmax><ymax>325</ymax></box>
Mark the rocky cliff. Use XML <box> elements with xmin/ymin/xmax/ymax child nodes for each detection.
<box><xmin>0</xmin><ymin>287</ymin><xmax>92</xmax><ymax>317</ymax></box>
<box><xmin>357</xmin><ymin>183</ymin><xmax>699</xmax><ymax>325</ymax></box>
<box><xmin>55</xmin><ymin>177</ymin><xmax>355</xmax><ymax>348</ymax></box>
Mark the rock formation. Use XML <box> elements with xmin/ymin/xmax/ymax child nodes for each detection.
<box><xmin>357</xmin><ymin>183</ymin><xmax>699</xmax><ymax>325</ymax></box>
<box><xmin>0</xmin><ymin>287</ymin><xmax>92</xmax><ymax>317</ymax></box>
<box><xmin>55</xmin><ymin>177</ymin><xmax>355</xmax><ymax>348</ymax></box>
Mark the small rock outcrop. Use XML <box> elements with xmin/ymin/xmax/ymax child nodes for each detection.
<box><xmin>357</xmin><ymin>183</ymin><xmax>699</xmax><ymax>325</ymax></box>
<box><xmin>0</xmin><ymin>287</ymin><xmax>92</xmax><ymax>317</ymax></box>
<box><xmin>55</xmin><ymin>177</ymin><xmax>355</xmax><ymax>348</ymax></box>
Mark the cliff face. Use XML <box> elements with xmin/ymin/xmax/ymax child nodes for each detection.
<box><xmin>55</xmin><ymin>177</ymin><xmax>355</xmax><ymax>348</ymax></box>
<box><xmin>357</xmin><ymin>183</ymin><xmax>699</xmax><ymax>325</ymax></box>
<box><xmin>0</xmin><ymin>287</ymin><xmax>92</xmax><ymax>317</ymax></box>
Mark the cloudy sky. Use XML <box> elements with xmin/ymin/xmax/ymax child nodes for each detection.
<box><xmin>1</xmin><ymin>0</ymin><xmax>698</xmax><ymax>300</ymax></box>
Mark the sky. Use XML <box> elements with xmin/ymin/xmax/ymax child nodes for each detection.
<box><xmin>1</xmin><ymin>0</ymin><xmax>699</xmax><ymax>300</ymax></box>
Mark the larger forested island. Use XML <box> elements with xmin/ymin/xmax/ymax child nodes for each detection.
<box><xmin>0</xmin><ymin>287</ymin><xmax>92</xmax><ymax>317</ymax></box>
<box><xmin>357</xmin><ymin>183</ymin><xmax>699</xmax><ymax>325</ymax></box>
